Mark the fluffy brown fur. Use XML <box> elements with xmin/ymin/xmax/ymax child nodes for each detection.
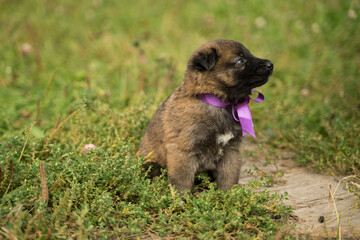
<box><xmin>140</xmin><ymin>39</ymin><xmax>273</xmax><ymax>193</ymax></box>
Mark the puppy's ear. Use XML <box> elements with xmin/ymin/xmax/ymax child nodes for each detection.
<box><xmin>190</xmin><ymin>48</ymin><xmax>218</xmax><ymax>71</ymax></box>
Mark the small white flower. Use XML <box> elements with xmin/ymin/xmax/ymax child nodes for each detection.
<box><xmin>300</xmin><ymin>89</ymin><xmax>310</xmax><ymax>96</ymax></box>
<box><xmin>348</xmin><ymin>9</ymin><xmax>357</xmax><ymax>19</ymax></box>
<box><xmin>83</xmin><ymin>144</ymin><xmax>97</xmax><ymax>154</ymax></box>
<box><xmin>311</xmin><ymin>23</ymin><xmax>320</xmax><ymax>34</ymax></box>
<box><xmin>254</xmin><ymin>17</ymin><xmax>267</xmax><ymax>29</ymax></box>
<box><xmin>20</xmin><ymin>43</ymin><xmax>33</xmax><ymax>54</ymax></box>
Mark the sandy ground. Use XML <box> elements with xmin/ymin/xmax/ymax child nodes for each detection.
<box><xmin>239</xmin><ymin>139</ymin><xmax>360</xmax><ymax>239</ymax></box>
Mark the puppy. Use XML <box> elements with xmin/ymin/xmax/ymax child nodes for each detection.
<box><xmin>140</xmin><ymin>39</ymin><xmax>273</xmax><ymax>193</ymax></box>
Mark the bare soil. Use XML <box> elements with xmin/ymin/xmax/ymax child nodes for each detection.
<box><xmin>239</xmin><ymin>139</ymin><xmax>360</xmax><ymax>239</ymax></box>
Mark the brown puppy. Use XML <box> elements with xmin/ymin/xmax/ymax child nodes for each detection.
<box><xmin>140</xmin><ymin>39</ymin><xmax>273</xmax><ymax>193</ymax></box>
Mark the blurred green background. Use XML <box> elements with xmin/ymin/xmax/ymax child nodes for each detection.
<box><xmin>1</xmin><ymin>0</ymin><xmax>358</xmax><ymax>173</ymax></box>
<box><xmin>0</xmin><ymin>0</ymin><xmax>359</xmax><ymax>238</ymax></box>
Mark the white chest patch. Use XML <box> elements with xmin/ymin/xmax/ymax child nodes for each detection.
<box><xmin>216</xmin><ymin>132</ymin><xmax>234</xmax><ymax>146</ymax></box>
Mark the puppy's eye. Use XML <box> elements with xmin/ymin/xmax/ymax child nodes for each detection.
<box><xmin>236</xmin><ymin>57</ymin><xmax>245</xmax><ymax>65</ymax></box>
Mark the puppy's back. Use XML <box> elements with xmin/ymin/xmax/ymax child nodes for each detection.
<box><xmin>139</xmin><ymin>95</ymin><xmax>170</xmax><ymax>167</ymax></box>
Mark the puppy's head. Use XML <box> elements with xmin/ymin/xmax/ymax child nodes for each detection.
<box><xmin>184</xmin><ymin>39</ymin><xmax>273</xmax><ymax>103</ymax></box>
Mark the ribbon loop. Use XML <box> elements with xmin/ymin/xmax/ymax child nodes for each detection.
<box><xmin>250</xmin><ymin>90</ymin><xmax>264</xmax><ymax>103</ymax></box>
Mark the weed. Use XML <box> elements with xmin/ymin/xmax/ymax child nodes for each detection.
<box><xmin>0</xmin><ymin>100</ymin><xmax>292</xmax><ymax>238</ymax></box>
<box><xmin>0</xmin><ymin>0</ymin><xmax>359</xmax><ymax>238</ymax></box>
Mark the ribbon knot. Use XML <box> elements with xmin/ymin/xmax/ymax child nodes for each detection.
<box><xmin>197</xmin><ymin>90</ymin><xmax>264</xmax><ymax>138</ymax></box>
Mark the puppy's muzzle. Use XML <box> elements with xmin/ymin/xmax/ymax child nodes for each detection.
<box><xmin>256</xmin><ymin>60</ymin><xmax>273</xmax><ymax>76</ymax></box>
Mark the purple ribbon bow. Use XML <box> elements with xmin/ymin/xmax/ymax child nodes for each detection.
<box><xmin>197</xmin><ymin>90</ymin><xmax>264</xmax><ymax>138</ymax></box>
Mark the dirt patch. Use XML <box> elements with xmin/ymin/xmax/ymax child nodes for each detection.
<box><xmin>239</xmin><ymin>139</ymin><xmax>360</xmax><ymax>239</ymax></box>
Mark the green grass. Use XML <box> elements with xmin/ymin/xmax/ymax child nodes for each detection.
<box><xmin>0</xmin><ymin>0</ymin><xmax>359</xmax><ymax>238</ymax></box>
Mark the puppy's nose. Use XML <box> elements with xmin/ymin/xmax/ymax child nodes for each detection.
<box><xmin>265</xmin><ymin>60</ymin><xmax>273</xmax><ymax>70</ymax></box>
<box><xmin>256</xmin><ymin>59</ymin><xmax>274</xmax><ymax>76</ymax></box>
